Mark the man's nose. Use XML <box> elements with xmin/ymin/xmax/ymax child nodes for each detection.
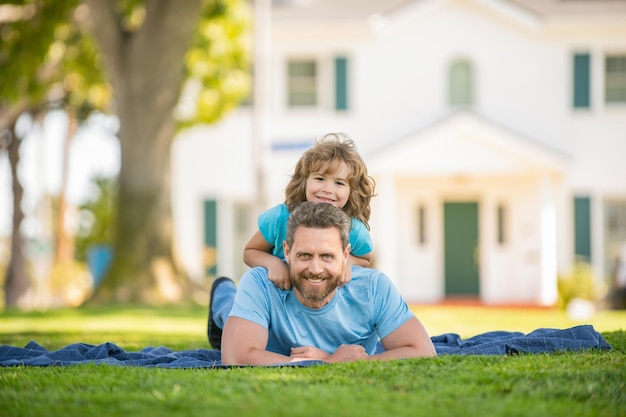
<box><xmin>308</xmin><ymin>257</ymin><xmax>324</xmax><ymax>274</ymax></box>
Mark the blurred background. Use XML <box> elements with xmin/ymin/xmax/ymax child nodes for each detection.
<box><xmin>1</xmin><ymin>0</ymin><xmax>626</xmax><ymax>315</ymax></box>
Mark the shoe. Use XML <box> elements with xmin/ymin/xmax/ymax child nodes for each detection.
<box><xmin>208</xmin><ymin>276</ymin><xmax>234</xmax><ymax>350</ymax></box>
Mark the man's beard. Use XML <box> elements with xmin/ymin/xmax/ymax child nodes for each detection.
<box><xmin>291</xmin><ymin>269</ymin><xmax>341</xmax><ymax>304</ymax></box>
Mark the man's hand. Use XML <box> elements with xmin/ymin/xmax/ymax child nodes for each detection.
<box><xmin>289</xmin><ymin>346</ymin><xmax>330</xmax><ymax>362</ymax></box>
<box><xmin>327</xmin><ymin>344</ymin><xmax>369</xmax><ymax>363</ymax></box>
<box><xmin>291</xmin><ymin>344</ymin><xmax>369</xmax><ymax>363</ymax></box>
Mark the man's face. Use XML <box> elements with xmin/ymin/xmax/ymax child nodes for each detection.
<box><xmin>283</xmin><ymin>226</ymin><xmax>350</xmax><ymax>308</ymax></box>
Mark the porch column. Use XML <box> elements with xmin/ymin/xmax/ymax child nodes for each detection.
<box><xmin>374</xmin><ymin>174</ymin><xmax>398</xmax><ymax>285</ymax></box>
<box><xmin>539</xmin><ymin>174</ymin><xmax>558</xmax><ymax>305</ymax></box>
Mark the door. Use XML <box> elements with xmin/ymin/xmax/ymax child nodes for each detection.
<box><xmin>444</xmin><ymin>202</ymin><xmax>480</xmax><ymax>296</ymax></box>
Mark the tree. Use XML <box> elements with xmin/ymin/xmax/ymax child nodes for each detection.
<box><xmin>83</xmin><ymin>0</ymin><xmax>251</xmax><ymax>303</ymax></box>
<box><xmin>0</xmin><ymin>0</ymin><xmax>107</xmax><ymax>307</ymax></box>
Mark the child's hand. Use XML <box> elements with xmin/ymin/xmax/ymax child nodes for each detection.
<box><xmin>267</xmin><ymin>260</ymin><xmax>291</xmax><ymax>290</ymax></box>
<box><xmin>339</xmin><ymin>265</ymin><xmax>352</xmax><ymax>287</ymax></box>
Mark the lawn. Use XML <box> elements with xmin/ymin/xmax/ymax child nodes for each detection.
<box><xmin>1</xmin><ymin>304</ymin><xmax>625</xmax><ymax>417</ymax></box>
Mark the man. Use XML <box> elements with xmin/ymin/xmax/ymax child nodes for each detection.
<box><xmin>211</xmin><ymin>202</ymin><xmax>436</xmax><ymax>365</ymax></box>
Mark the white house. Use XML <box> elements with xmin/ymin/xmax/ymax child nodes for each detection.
<box><xmin>172</xmin><ymin>0</ymin><xmax>626</xmax><ymax>305</ymax></box>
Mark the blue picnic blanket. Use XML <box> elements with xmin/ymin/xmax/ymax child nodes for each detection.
<box><xmin>0</xmin><ymin>325</ymin><xmax>611</xmax><ymax>368</ymax></box>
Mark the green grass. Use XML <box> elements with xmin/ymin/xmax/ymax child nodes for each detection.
<box><xmin>1</xmin><ymin>304</ymin><xmax>625</xmax><ymax>417</ymax></box>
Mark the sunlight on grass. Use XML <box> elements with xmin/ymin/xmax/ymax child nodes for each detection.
<box><xmin>0</xmin><ymin>304</ymin><xmax>624</xmax><ymax>344</ymax></box>
<box><xmin>0</xmin><ymin>316</ymin><xmax>203</xmax><ymax>335</ymax></box>
<box><xmin>411</xmin><ymin>305</ymin><xmax>626</xmax><ymax>337</ymax></box>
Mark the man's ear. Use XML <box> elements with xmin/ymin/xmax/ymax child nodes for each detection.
<box><xmin>343</xmin><ymin>243</ymin><xmax>351</xmax><ymax>263</ymax></box>
<box><xmin>283</xmin><ymin>240</ymin><xmax>290</xmax><ymax>264</ymax></box>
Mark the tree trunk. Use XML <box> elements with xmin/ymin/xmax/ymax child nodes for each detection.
<box><xmin>5</xmin><ymin>123</ymin><xmax>32</xmax><ymax>308</ymax></box>
<box><xmin>54</xmin><ymin>110</ymin><xmax>77</xmax><ymax>264</ymax></box>
<box><xmin>85</xmin><ymin>0</ymin><xmax>203</xmax><ymax>303</ymax></box>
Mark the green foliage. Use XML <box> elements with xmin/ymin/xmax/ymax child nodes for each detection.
<box><xmin>0</xmin><ymin>0</ymin><xmax>77</xmax><ymax>104</ymax></box>
<box><xmin>54</xmin><ymin>12</ymin><xmax>111</xmax><ymax>118</ymax></box>
<box><xmin>557</xmin><ymin>262</ymin><xmax>599</xmax><ymax>309</ymax></box>
<box><xmin>74</xmin><ymin>176</ymin><xmax>117</xmax><ymax>263</ymax></box>
<box><xmin>178</xmin><ymin>0</ymin><xmax>253</xmax><ymax>127</ymax></box>
<box><xmin>115</xmin><ymin>0</ymin><xmax>146</xmax><ymax>32</ymax></box>
<box><xmin>0</xmin><ymin>0</ymin><xmax>111</xmax><ymax>118</ymax></box>
<box><xmin>100</xmin><ymin>0</ymin><xmax>252</xmax><ymax>128</ymax></box>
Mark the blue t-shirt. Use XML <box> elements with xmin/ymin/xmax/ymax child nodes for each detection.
<box><xmin>258</xmin><ymin>203</ymin><xmax>372</xmax><ymax>259</ymax></box>
<box><xmin>228</xmin><ymin>266</ymin><xmax>414</xmax><ymax>356</ymax></box>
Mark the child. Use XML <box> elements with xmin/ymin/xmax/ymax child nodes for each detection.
<box><xmin>243</xmin><ymin>132</ymin><xmax>376</xmax><ymax>290</ymax></box>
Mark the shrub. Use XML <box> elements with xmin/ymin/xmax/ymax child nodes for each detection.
<box><xmin>557</xmin><ymin>261</ymin><xmax>598</xmax><ymax>309</ymax></box>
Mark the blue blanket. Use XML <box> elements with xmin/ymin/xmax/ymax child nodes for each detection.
<box><xmin>0</xmin><ymin>325</ymin><xmax>611</xmax><ymax>368</ymax></box>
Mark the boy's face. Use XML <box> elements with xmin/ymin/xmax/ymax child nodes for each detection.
<box><xmin>305</xmin><ymin>161</ymin><xmax>351</xmax><ymax>209</ymax></box>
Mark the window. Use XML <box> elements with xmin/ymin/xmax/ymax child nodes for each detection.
<box><xmin>496</xmin><ymin>204</ymin><xmax>507</xmax><ymax>245</ymax></box>
<box><xmin>287</xmin><ymin>59</ymin><xmax>317</xmax><ymax>107</ymax></box>
<box><xmin>449</xmin><ymin>59</ymin><xmax>473</xmax><ymax>107</ymax></box>
<box><xmin>605</xmin><ymin>201</ymin><xmax>626</xmax><ymax>278</ymax></box>
<box><xmin>573</xmin><ymin>52</ymin><xmax>591</xmax><ymax>108</ymax></box>
<box><xmin>417</xmin><ymin>205</ymin><xmax>427</xmax><ymax>245</ymax></box>
<box><xmin>605</xmin><ymin>54</ymin><xmax>626</xmax><ymax>104</ymax></box>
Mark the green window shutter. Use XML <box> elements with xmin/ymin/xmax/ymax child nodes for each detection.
<box><xmin>574</xmin><ymin>196</ymin><xmax>592</xmax><ymax>262</ymax></box>
<box><xmin>573</xmin><ymin>53</ymin><xmax>591</xmax><ymax>108</ymax></box>
<box><xmin>203</xmin><ymin>200</ymin><xmax>218</xmax><ymax>277</ymax></box>
<box><xmin>335</xmin><ymin>56</ymin><xmax>348</xmax><ymax>111</ymax></box>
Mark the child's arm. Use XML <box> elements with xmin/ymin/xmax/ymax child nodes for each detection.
<box><xmin>350</xmin><ymin>253</ymin><xmax>371</xmax><ymax>267</ymax></box>
<box><xmin>340</xmin><ymin>253</ymin><xmax>371</xmax><ymax>287</ymax></box>
<box><xmin>243</xmin><ymin>231</ymin><xmax>291</xmax><ymax>290</ymax></box>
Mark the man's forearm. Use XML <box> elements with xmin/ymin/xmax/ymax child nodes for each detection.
<box><xmin>221</xmin><ymin>347</ymin><xmax>292</xmax><ymax>366</ymax></box>
<box><xmin>374</xmin><ymin>317</ymin><xmax>437</xmax><ymax>360</ymax></box>
<box><xmin>222</xmin><ymin>317</ymin><xmax>296</xmax><ymax>366</ymax></box>
<box><xmin>367</xmin><ymin>344</ymin><xmax>436</xmax><ymax>361</ymax></box>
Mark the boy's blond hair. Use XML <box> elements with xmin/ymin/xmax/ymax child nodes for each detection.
<box><xmin>284</xmin><ymin>133</ymin><xmax>376</xmax><ymax>229</ymax></box>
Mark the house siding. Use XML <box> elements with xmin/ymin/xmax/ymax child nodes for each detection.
<box><xmin>172</xmin><ymin>0</ymin><xmax>626</xmax><ymax>305</ymax></box>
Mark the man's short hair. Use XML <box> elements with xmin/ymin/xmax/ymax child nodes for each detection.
<box><xmin>285</xmin><ymin>202</ymin><xmax>351</xmax><ymax>250</ymax></box>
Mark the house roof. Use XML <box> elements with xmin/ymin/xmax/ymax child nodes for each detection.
<box><xmin>272</xmin><ymin>0</ymin><xmax>415</xmax><ymax>22</ymax></box>
<box><xmin>271</xmin><ymin>0</ymin><xmax>626</xmax><ymax>23</ymax></box>
<box><xmin>365</xmin><ymin>110</ymin><xmax>571</xmax><ymax>178</ymax></box>
<box><xmin>508</xmin><ymin>0</ymin><xmax>626</xmax><ymax>16</ymax></box>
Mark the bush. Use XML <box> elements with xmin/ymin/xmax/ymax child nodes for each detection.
<box><xmin>557</xmin><ymin>261</ymin><xmax>598</xmax><ymax>309</ymax></box>
<box><xmin>75</xmin><ymin>175</ymin><xmax>117</xmax><ymax>263</ymax></box>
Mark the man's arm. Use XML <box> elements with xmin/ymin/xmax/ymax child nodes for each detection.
<box><xmin>221</xmin><ymin>317</ymin><xmax>293</xmax><ymax>365</ymax></box>
<box><xmin>369</xmin><ymin>316</ymin><xmax>436</xmax><ymax>360</ymax></box>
